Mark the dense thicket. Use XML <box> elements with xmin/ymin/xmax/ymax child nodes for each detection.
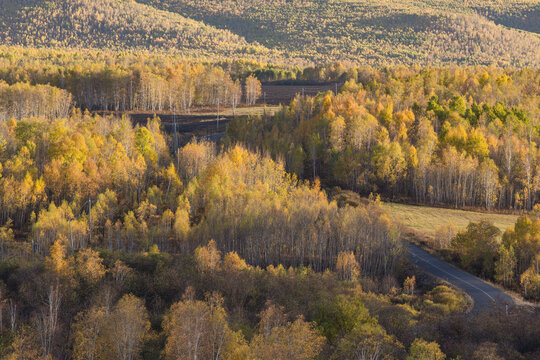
<box><xmin>0</xmin><ymin>235</ymin><xmax>501</xmax><ymax>360</ymax></box>
<box><xmin>0</xmin><ymin>223</ymin><xmax>538</xmax><ymax>360</ymax></box>
<box><xmin>227</xmin><ymin>66</ymin><xmax>540</xmax><ymax>210</ymax></box>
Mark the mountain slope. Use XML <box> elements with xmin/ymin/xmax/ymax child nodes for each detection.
<box><xmin>0</xmin><ymin>0</ymin><xmax>538</xmax><ymax>66</ymax></box>
<box><xmin>139</xmin><ymin>0</ymin><xmax>540</xmax><ymax>66</ymax></box>
<box><xmin>0</xmin><ymin>0</ymin><xmax>272</xmax><ymax>58</ymax></box>
<box><xmin>422</xmin><ymin>0</ymin><xmax>540</xmax><ymax>33</ymax></box>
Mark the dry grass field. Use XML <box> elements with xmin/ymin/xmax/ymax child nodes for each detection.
<box><xmin>382</xmin><ymin>202</ymin><xmax>520</xmax><ymax>239</ymax></box>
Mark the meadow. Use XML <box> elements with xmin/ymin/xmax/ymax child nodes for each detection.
<box><xmin>383</xmin><ymin>202</ymin><xmax>520</xmax><ymax>239</ymax></box>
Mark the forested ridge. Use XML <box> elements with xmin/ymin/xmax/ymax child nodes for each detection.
<box><xmin>0</xmin><ymin>0</ymin><xmax>273</xmax><ymax>59</ymax></box>
<box><xmin>139</xmin><ymin>0</ymin><xmax>540</xmax><ymax>66</ymax></box>
<box><xmin>1</xmin><ymin>0</ymin><xmax>539</xmax><ymax>66</ymax></box>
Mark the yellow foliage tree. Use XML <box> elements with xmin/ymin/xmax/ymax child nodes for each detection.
<box><xmin>45</xmin><ymin>236</ymin><xmax>73</xmax><ymax>278</ymax></box>
<box><xmin>251</xmin><ymin>304</ymin><xmax>324</xmax><ymax>360</ymax></box>
<box><xmin>195</xmin><ymin>240</ymin><xmax>221</xmax><ymax>272</ymax></box>
<box><xmin>336</xmin><ymin>251</ymin><xmax>359</xmax><ymax>281</ymax></box>
<box><xmin>163</xmin><ymin>288</ymin><xmax>245</xmax><ymax>360</ymax></box>
<box><xmin>75</xmin><ymin>248</ymin><xmax>106</xmax><ymax>286</ymax></box>
<box><xmin>406</xmin><ymin>338</ymin><xmax>446</xmax><ymax>360</ymax></box>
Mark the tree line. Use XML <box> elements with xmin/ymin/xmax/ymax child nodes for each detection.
<box><xmin>0</xmin><ymin>66</ymin><xmax>261</xmax><ymax>113</ymax></box>
<box><xmin>0</xmin><ymin>82</ymin><xmax>72</xmax><ymax>121</ymax></box>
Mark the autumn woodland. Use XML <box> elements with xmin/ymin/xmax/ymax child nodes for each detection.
<box><xmin>0</xmin><ymin>0</ymin><xmax>539</xmax><ymax>359</ymax></box>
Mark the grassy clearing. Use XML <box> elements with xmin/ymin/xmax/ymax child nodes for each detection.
<box><xmin>382</xmin><ymin>202</ymin><xmax>520</xmax><ymax>238</ymax></box>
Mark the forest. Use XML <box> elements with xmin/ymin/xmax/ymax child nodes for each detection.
<box><xmin>225</xmin><ymin>64</ymin><xmax>540</xmax><ymax>303</ymax></box>
<box><xmin>227</xmin><ymin>66</ymin><xmax>539</xmax><ymax>211</ymax></box>
<box><xmin>0</xmin><ymin>0</ymin><xmax>538</xmax><ymax>355</ymax></box>
<box><xmin>139</xmin><ymin>0</ymin><xmax>540</xmax><ymax>66</ymax></box>
<box><xmin>1</xmin><ymin>0</ymin><xmax>539</xmax><ymax>66</ymax></box>
<box><xmin>0</xmin><ymin>59</ymin><xmax>539</xmax><ymax>359</ymax></box>
<box><xmin>0</xmin><ymin>92</ymin><xmax>455</xmax><ymax>359</ymax></box>
<box><xmin>0</xmin><ymin>0</ymin><xmax>540</xmax><ymax>360</ymax></box>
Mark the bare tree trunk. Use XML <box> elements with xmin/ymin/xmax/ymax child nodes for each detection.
<box><xmin>37</xmin><ymin>284</ymin><xmax>61</xmax><ymax>357</ymax></box>
<box><xmin>8</xmin><ymin>299</ymin><xmax>16</xmax><ymax>331</ymax></box>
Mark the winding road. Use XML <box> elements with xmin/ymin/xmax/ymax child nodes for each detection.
<box><xmin>408</xmin><ymin>243</ymin><xmax>514</xmax><ymax>313</ymax></box>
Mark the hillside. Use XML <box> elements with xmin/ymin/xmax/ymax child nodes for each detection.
<box><xmin>412</xmin><ymin>0</ymin><xmax>540</xmax><ymax>33</ymax></box>
<box><xmin>0</xmin><ymin>0</ymin><xmax>273</xmax><ymax>59</ymax></box>
<box><xmin>456</xmin><ymin>0</ymin><xmax>539</xmax><ymax>33</ymax></box>
<box><xmin>0</xmin><ymin>0</ymin><xmax>538</xmax><ymax>66</ymax></box>
<box><xmin>139</xmin><ymin>0</ymin><xmax>540</xmax><ymax>66</ymax></box>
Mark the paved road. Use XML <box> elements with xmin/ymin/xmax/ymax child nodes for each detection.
<box><xmin>408</xmin><ymin>243</ymin><xmax>514</xmax><ymax>313</ymax></box>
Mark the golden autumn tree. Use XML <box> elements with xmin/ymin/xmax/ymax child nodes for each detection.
<box><xmin>245</xmin><ymin>75</ymin><xmax>262</xmax><ymax>106</ymax></box>
<box><xmin>336</xmin><ymin>251</ymin><xmax>359</xmax><ymax>281</ymax></box>
<box><xmin>195</xmin><ymin>240</ymin><xmax>222</xmax><ymax>272</ymax></box>
<box><xmin>250</xmin><ymin>303</ymin><xmax>325</xmax><ymax>360</ymax></box>
<box><xmin>45</xmin><ymin>236</ymin><xmax>73</xmax><ymax>278</ymax></box>
<box><xmin>109</xmin><ymin>294</ymin><xmax>150</xmax><ymax>360</ymax></box>
<box><xmin>332</xmin><ymin>321</ymin><xmax>402</xmax><ymax>360</ymax></box>
<box><xmin>163</xmin><ymin>288</ymin><xmax>246</xmax><ymax>360</ymax></box>
<box><xmin>71</xmin><ymin>294</ymin><xmax>149</xmax><ymax>360</ymax></box>
<box><xmin>6</xmin><ymin>326</ymin><xmax>40</xmax><ymax>360</ymax></box>
<box><xmin>75</xmin><ymin>248</ymin><xmax>106</xmax><ymax>286</ymax></box>
<box><xmin>407</xmin><ymin>338</ymin><xmax>446</xmax><ymax>360</ymax></box>
<box><xmin>72</xmin><ymin>306</ymin><xmax>108</xmax><ymax>360</ymax></box>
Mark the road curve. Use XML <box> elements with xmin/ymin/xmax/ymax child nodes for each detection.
<box><xmin>408</xmin><ymin>243</ymin><xmax>514</xmax><ymax>313</ymax></box>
